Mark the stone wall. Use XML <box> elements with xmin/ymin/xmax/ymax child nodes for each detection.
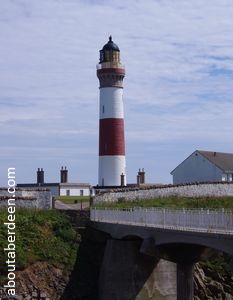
<box><xmin>0</xmin><ymin>188</ymin><xmax>52</xmax><ymax>209</ymax></box>
<box><xmin>93</xmin><ymin>182</ymin><xmax>233</xmax><ymax>203</ymax></box>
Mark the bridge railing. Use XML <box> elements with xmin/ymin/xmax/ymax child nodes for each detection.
<box><xmin>90</xmin><ymin>208</ymin><xmax>233</xmax><ymax>234</ymax></box>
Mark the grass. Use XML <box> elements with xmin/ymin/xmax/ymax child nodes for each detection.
<box><xmin>56</xmin><ymin>196</ymin><xmax>90</xmax><ymax>204</ymax></box>
<box><xmin>0</xmin><ymin>208</ymin><xmax>80</xmax><ymax>280</ymax></box>
<box><xmin>93</xmin><ymin>196</ymin><xmax>233</xmax><ymax>210</ymax></box>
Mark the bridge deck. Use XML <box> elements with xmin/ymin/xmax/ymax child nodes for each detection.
<box><xmin>91</xmin><ymin>207</ymin><xmax>233</xmax><ymax>235</ymax></box>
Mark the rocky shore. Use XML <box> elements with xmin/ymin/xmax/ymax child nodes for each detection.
<box><xmin>0</xmin><ymin>259</ymin><xmax>232</xmax><ymax>300</ymax></box>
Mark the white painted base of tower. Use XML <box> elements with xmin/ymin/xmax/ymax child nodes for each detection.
<box><xmin>99</xmin><ymin>156</ymin><xmax>126</xmax><ymax>186</ymax></box>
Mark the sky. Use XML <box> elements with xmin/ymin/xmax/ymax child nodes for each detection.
<box><xmin>1</xmin><ymin>0</ymin><xmax>233</xmax><ymax>186</ymax></box>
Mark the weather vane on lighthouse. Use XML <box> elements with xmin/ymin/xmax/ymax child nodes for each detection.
<box><xmin>97</xmin><ymin>36</ymin><xmax>126</xmax><ymax>187</ymax></box>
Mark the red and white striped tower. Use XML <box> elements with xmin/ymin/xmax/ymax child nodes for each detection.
<box><xmin>97</xmin><ymin>36</ymin><xmax>126</xmax><ymax>187</ymax></box>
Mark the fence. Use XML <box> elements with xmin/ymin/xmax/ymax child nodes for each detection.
<box><xmin>91</xmin><ymin>208</ymin><xmax>233</xmax><ymax>235</ymax></box>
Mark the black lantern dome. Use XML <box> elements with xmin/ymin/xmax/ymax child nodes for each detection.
<box><xmin>99</xmin><ymin>36</ymin><xmax>120</xmax><ymax>63</ymax></box>
<box><xmin>102</xmin><ymin>36</ymin><xmax>120</xmax><ymax>52</ymax></box>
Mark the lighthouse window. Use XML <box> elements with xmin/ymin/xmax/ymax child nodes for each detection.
<box><xmin>102</xmin><ymin>105</ymin><xmax>105</xmax><ymax>114</ymax></box>
<box><xmin>99</xmin><ymin>50</ymin><xmax>104</xmax><ymax>63</ymax></box>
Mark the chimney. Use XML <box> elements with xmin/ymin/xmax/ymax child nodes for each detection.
<box><xmin>137</xmin><ymin>168</ymin><xmax>146</xmax><ymax>185</ymax></box>
<box><xmin>64</xmin><ymin>167</ymin><xmax>68</xmax><ymax>183</ymax></box>
<box><xmin>37</xmin><ymin>168</ymin><xmax>44</xmax><ymax>185</ymax></box>
<box><xmin>120</xmin><ymin>173</ymin><xmax>125</xmax><ymax>187</ymax></box>
<box><xmin>60</xmin><ymin>166</ymin><xmax>68</xmax><ymax>183</ymax></box>
<box><xmin>137</xmin><ymin>174</ymin><xmax>140</xmax><ymax>185</ymax></box>
<box><xmin>141</xmin><ymin>168</ymin><xmax>145</xmax><ymax>184</ymax></box>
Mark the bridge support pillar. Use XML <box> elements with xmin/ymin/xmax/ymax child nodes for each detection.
<box><xmin>177</xmin><ymin>263</ymin><xmax>194</xmax><ymax>300</ymax></box>
<box><xmin>99</xmin><ymin>239</ymin><xmax>177</xmax><ymax>300</ymax></box>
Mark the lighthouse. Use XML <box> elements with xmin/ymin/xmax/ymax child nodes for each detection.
<box><xmin>97</xmin><ymin>36</ymin><xmax>126</xmax><ymax>187</ymax></box>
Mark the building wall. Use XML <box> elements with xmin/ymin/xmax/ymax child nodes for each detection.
<box><xmin>93</xmin><ymin>182</ymin><xmax>233</xmax><ymax>203</ymax></box>
<box><xmin>0</xmin><ymin>188</ymin><xmax>52</xmax><ymax>209</ymax></box>
<box><xmin>60</xmin><ymin>186</ymin><xmax>90</xmax><ymax>196</ymax></box>
<box><xmin>44</xmin><ymin>185</ymin><xmax>59</xmax><ymax>197</ymax></box>
<box><xmin>172</xmin><ymin>151</ymin><xmax>223</xmax><ymax>184</ymax></box>
<box><xmin>17</xmin><ymin>184</ymin><xmax>60</xmax><ymax>197</ymax></box>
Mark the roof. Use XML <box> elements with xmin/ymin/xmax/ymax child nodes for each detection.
<box><xmin>171</xmin><ymin>150</ymin><xmax>233</xmax><ymax>174</ymax></box>
<box><xmin>102</xmin><ymin>36</ymin><xmax>120</xmax><ymax>52</ymax></box>
<box><xmin>18</xmin><ymin>182</ymin><xmax>91</xmax><ymax>188</ymax></box>
<box><xmin>59</xmin><ymin>182</ymin><xmax>91</xmax><ymax>187</ymax></box>
<box><xmin>17</xmin><ymin>183</ymin><xmax>59</xmax><ymax>187</ymax></box>
<box><xmin>198</xmin><ymin>150</ymin><xmax>233</xmax><ymax>172</ymax></box>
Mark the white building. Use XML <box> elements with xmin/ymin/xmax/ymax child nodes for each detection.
<box><xmin>171</xmin><ymin>150</ymin><xmax>233</xmax><ymax>184</ymax></box>
<box><xmin>59</xmin><ymin>183</ymin><xmax>91</xmax><ymax>196</ymax></box>
<box><xmin>17</xmin><ymin>167</ymin><xmax>91</xmax><ymax>197</ymax></box>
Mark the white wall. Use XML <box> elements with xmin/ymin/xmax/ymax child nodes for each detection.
<box><xmin>172</xmin><ymin>151</ymin><xmax>223</xmax><ymax>184</ymax></box>
<box><xmin>93</xmin><ymin>182</ymin><xmax>233</xmax><ymax>203</ymax></box>
<box><xmin>60</xmin><ymin>186</ymin><xmax>90</xmax><ymax>196</ymax></box>
<box><xmin>99</xmin><ymin>156</ymin><xmax>126</xmax><ymax>186</ymax></box>
<box><xmin>99</xmin><ymin>87</ymin><xmax>124</xmax><ymax>119</ymax></box>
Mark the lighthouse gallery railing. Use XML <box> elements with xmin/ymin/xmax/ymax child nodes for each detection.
<box><xmin>91</xmin><ymin>207</ymin><xmax>233</xmax><ymax>235</ymax></box>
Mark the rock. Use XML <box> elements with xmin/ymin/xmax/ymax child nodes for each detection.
<box><xmin>194</xmin><ymin>257</ymin><xmax>233</xmax><ymax>300</ymax></box>
<box><xmin>194</xmin><ymin>265</ymin><xmax>208</xmax><ymax>297</ymax></box>
<box><xmin>40</xmin><ymin>292</ymin><xmax>47</xmax><ymax>298</ymax></box>
<box><xmin>207</xmin><ymin>280</ymin><xmax>224</xmax><ymax>294</ymax></box>
<box><xmin>13</xmin><ymin>296</ymin><xmax>23</xmax><ymax>300</ymax></box>
<box><xmin>1</xmin><ymin>247</ymin><xmax>232</xmax><ymax>300</ymax></box>
<box><xmin>14</xmin><ymin>261</ymin><xmax>68</xmax><ymax>300</ymax></box>
<box><xmin>225</xmin><ymin>292</ymin><xmax>233</xmax><ymax>300</ymax></box>
<box><xmin>224</xmin><ymin>283</ymin><xmax>233</xmax><ymax>294</ymax></box>
<box><xmin>31</xmin><ymin>291</ymin><xmax>38</xmax><ymax>298</ymax></box>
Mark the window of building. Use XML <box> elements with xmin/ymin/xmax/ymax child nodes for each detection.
<box><xmin>66</xmin><ymin>190</ymin><xmax>70</xmax><ymax>196</ymax></box>
<box><xmin>222</xmin><ymin>174</ymin><xmax>227</xmax><ymax>181</ymax></box>
<box><xmin>80</xmin><ymin>190</ymin><xmax>84</xmax><ymax>196</ymax></box>
<box><xmin>227</xmin><ymin>174</ymin><xmax>232</xmax><ymax>181</ymax></box>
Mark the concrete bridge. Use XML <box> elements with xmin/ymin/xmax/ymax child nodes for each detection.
<box><xmin>91</xmin><ymin>207</ymin><xmax>233</xmax><ymax>300</ymax></box>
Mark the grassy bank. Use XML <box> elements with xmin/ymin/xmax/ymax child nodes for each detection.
<box><xmin>57</xmin><ymin>196</ymin><xmax>90</xmax><ymax>204</ymax></box>
<box><xmin>0</xmin><ymin>208</ymin><xmax>80</xmax><ymax>283</ymax></box>
<box><xmin>93</xmin><ymin>196</ymin><xmax>233</xmax><ymax>209</ymax></box>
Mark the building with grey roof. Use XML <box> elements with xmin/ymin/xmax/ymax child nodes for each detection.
<box><xmin>171</xmin><ymin>150</ymin><xmax>233</xmax><ymax>184</ymax></box>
